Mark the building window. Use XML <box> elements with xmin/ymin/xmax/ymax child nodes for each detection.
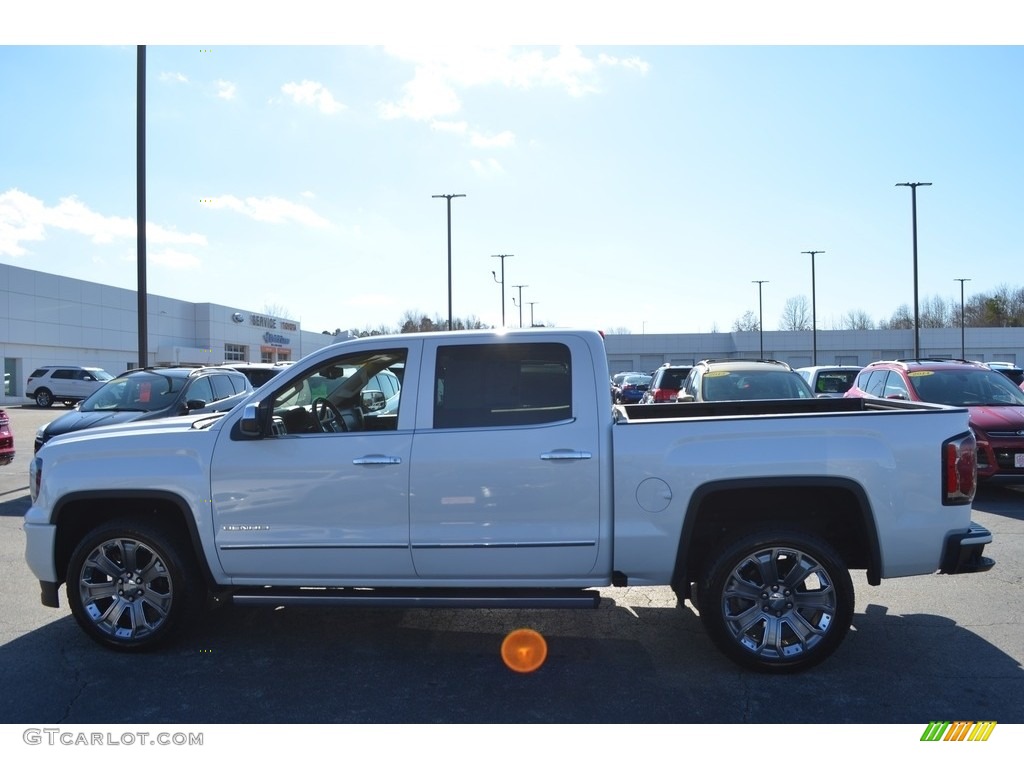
<box><xmin>224</xmin><ymin>343</ymin><xmax>247</xmax><ymax>362</ymax></box>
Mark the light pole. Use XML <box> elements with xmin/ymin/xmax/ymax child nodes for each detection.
<box><xmin>896</xmin><ymin>182</ymin><xmax>931</xmax><ymax>358</ymax></box>
<box><xmin>491</xmin><ymin>254</ymin><xmax>512</xmax><ymax>326</ymax></box>
<box><xmin>511</xmin><ymin>284</ymin><xmax>528</xmax><ymax>328</ymax></box>
<box><xmin>752</xmin><ymin>280</ymin><xmax>768</xmax><ymax>358</ymax></box>
<box><xmin>432</xmin><ymin>193</ymin><xmax>466</xmax><ymax>331</ymax></box>
<box><xmin>801</xmin><ymin>251</ymin><xmax>824</xmax><ymax>365</ymax></box>
<box><xmin>527</xmin><ymin>301</ymin><xmax>539</xmax><ymax>327</ymax></box>
<box><xmin>955</xmin><ymin>277</ymin><xmax>971</xmax><ymax>359</ymax></box>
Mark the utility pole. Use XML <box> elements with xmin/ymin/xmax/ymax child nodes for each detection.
<box><xmin>955</xmin><ymin>277</ymin><xmax>971</xmax><ymax>359</ymax></box>
<box><xmin>136</xmin><ymin>45</ymin><xmax>148</xmax><ymax>369</ymax></box>
<box><xmin>491</xmin><ymin>254</ymin><xmax>512</xmax><ymax>326</ymax></box>
<box><xmin>511</xmin><ymin>284</ymin><xmax>528</xmax><ymax>328</ymax></box>
<box><xmin>801</xmin><ymin>251</ymin><xmax>824</xmax><ymax>365</ymax></box>
<box><xmin>432</xmin><ymin>193</ymin><xmax>466</xmax><ymax>331</ymax></box>
<box><xmin>752</xmin><ymin>280</ymin><xmax>768</xmax><ymax>358</ymax></box>
<box><xmin>896</xmin><ymin>182</ymin><xmax>931</xmax><ymax>358</ymax></box>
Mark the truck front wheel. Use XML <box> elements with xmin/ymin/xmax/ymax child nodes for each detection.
<box><xmin>698</xmin><ymin>529</ymin><xmax>854</xmax><ymax>673</ymax></box>
<box><xmin>66</xmin><ymin>519</ymin><xmax>201</xmax><ymax>652</ymax></box>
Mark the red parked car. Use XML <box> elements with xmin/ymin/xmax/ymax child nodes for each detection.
<box><xmin>0</xmin><ymin>408</ymin><xmax>14</xmax><ymax>466</ymax></box>
<box><xmin>845</xmin><ymin>358</ymin><xmax>1024</xmax><ymax>482</ymax></box>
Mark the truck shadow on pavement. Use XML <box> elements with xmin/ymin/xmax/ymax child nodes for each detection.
<box><xmin>2</xmin><ymin>594</ymin><xmax>1021</xmax><ymax>724</ymax></box>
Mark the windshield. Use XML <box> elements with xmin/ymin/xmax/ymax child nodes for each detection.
<box><xmin>79</xmin><ymin>372</ymin><xmax>185</xmax><ymax>412</ymax></box>
<box><xmin>909</xmin><ymin>369</ymin><xmax>1024</xmax><ymax>407</ymax></box>
<box><xmin>702</xmin><ymin>370</ymin><xmax>814</xmax><ymax>401</ymax></box>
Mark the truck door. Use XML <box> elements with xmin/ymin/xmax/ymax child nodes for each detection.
<box><xmin>409</xmin><ymin>337</ymin><xmax>602</xmax><ymax>579</ymax></box>
<box><xmin>211</xmin><ymin>341</ymin><xmax>419</xmax><ymax>581</ymax></box>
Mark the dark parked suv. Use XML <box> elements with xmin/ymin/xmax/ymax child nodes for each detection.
<box><xmin>35</xmin><ymin>366</ymin><xmax>254</xmax><ymax>452</ymax></box>
<box><xmin>845</xmin><ymin>358</ymin><xmax>1024</xmax><ymax>482</ymax></box>
<box><xmin>640</xmin><ymin>364</ymin><xmax>693</xmax><ymax>403</ymax></box>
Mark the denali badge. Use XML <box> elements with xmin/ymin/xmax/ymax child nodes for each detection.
<box><xmin>222</xmin><ymin>524</ymin><xmax>270</xmax><ymax>532</ymax></box>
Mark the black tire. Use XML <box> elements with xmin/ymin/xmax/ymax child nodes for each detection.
<box><xmin>698</xmin><ymin>529</ymin><xmax>854</xmax><ymax>673</ymax></box>
<box><xmin>66</xmin><ymin>519</ymin><xmax>203</xmax><ymax>652</ymax></box>
<box><xmin>35</xmin><ymin>388</ymin><xmax>53</xmax><ymax>408</ymax></box>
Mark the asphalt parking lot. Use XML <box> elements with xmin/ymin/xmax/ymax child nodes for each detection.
<box><xmin>1</xmin><ymin>403</ymin><xmax>1022</xmax><ymax>726</ymax></box>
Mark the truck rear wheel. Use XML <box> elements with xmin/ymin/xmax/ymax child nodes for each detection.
<box><xmin>66</xmin><ymin>519</ymin><xmax>201</xmax><ymax>652</ymax></box>
<box><xmin>698</xmin><ymin>529</ymin><xmax>854</xmax><ymax>673</ymax></box>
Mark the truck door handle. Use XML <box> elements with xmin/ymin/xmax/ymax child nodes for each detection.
<box><xmin>352</xmin><ymin>455</ymin><xmax>402</xmax><ymax>465</ymax></box>
<box><xmin>540</xmin><ymin>450</ymin><xmax>592</xmax><ymax>461</ymax></box>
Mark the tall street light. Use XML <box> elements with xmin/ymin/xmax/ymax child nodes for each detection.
<box><xmin>896</xmin><ymin>181</ymin><xmax>931</xmax><ymax>358</ymax></box>
<box><xmin>527</xmin><ymin>301</ymin><xmax>539</xmax><ymax>327</ymax></box>
<box><xmin>432</xmin><ymin>193</ymin><xmax>466</xmax><ymax>331</ymax></box>
<box><xmin>491</xmin><ymin>254</ymin><xmax>512</xmax><ymax>326</ymax></box>
<box><xmin>955</xmin><ymin>277</ymin><xmax>971</xmax><ymax>359</ymax></box>
<box><xmin>512</xmin><ymin>284</ymin><xmax>528</xmax><ymax>328</ymax></box>
<box><xmin>752</xmin><ymin>280</ymin><xmax>768</xmax><ymax>358</ymax></box>
<box><xmin>801</xmin><ymin>251</ymin><xmax>824</xmax><ymax>365</ymax></box>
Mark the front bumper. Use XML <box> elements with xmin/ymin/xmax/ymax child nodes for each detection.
<box><xmin>940</xmin><ymin>522</ymin><xmax>995</xmax><ymax>574</ymax></box>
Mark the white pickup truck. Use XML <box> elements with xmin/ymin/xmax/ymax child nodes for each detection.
<box><xmin>23</xmin><ymin>328</ymin><xmax>994</xmax><ymax>672</ymax></box>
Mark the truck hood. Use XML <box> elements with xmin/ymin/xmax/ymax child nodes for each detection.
<box><xmin>41</xmin><ymin>412</ymin><xmax>225</xmax><ymax>451</ymax></box>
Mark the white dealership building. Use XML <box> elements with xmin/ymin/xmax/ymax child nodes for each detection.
<box><xmin>2</xmin><ymin>262</ymin><xmax>1022</xmax><ymax>404</ymax></box>
<box><xmin>1</xmin><ymin>263</ymin><xmax>346</xmax><ymax>403</ymax></box>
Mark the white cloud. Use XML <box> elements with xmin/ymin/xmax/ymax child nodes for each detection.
<box><xmin>207</xmin><ymin>195</ymin><xmax>330</xmax><ymax>227</ymax></box>
<box><xmin>149</xmin><ymin>249</ymin><xmax>202</xmax><ymax>270</ymax></box>
<box><xmin>470</xmin><ymin>158</ymin><xmax>505</xmax><ymax>176</ymax></box>
<box><xmin>380</xmin><ymin>46</ymin><xmax>649</xmax><ymax>123</ymax></box>
<box><xmin>159</xmin><ymin>71</ymin><xmax>189</xmax><ymax>84</ymax></box>
<box><xmin>216</xmin><ymin>80</ymin><xmax>237</xmax><ymax>100</ymax></box>
<box><xmin>281</xmin><ymin>80</ymin><xmax>345</xmax><ymax>114</ymax></box>
<box><xmin>470</xmin><ymin>130</ymin><xmax>515</xmax><ymax>148</ymax></box>
<box><xmin>430</xmin><ymin>120</ymin><xmax>469</xmax><ymax>135</ymax></box>
<box><xmin>379</xmin><ymin>67</ymin><xmax>461</xmax><ymax>121</ymax></box>
<box><xmin>0</xmin><ymin>189</ymin><xmax>47</xmax><ymax>256</ymax></box>
<box><xmin>0</xmin><ymin>188</ymin><xmax>207</xmax><ymax>257</ymax></box>
<box><xmin>598</xmin><ymin>53</ymin><xmax>650</xmax><ymax>75</ymax></box>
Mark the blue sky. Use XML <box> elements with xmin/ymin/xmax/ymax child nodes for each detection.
<box><xmin>3</xmin><ymin>6</ymin><xmax>1022</xmax><ymax>335</ymax></box>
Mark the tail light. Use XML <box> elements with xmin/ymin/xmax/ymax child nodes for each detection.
<box><xmin>943</xmin><ymin>432</ymin><xmax>976</xmax><ymax>505</ymax></box>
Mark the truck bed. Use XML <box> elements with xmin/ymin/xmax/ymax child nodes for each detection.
<box><xmin>616</xmin><ymin>397</ymin><xmax>953</xmax><ymax>421</ymax></box>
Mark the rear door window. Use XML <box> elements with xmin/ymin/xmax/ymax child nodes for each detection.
<box><xmin>433</xmin><ymin>342</ymin><xmax>572</xmax><ymax>428</ymax></box>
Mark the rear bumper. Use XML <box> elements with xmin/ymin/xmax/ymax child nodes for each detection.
<box><xmin>940</xmin><ymin>522</ymin><xmax>995</xmax><ymax>574</ymax></box>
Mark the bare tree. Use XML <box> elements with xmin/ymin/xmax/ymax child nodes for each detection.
<box><xmin>731</xmin><ymin>310</ymin><xmax>760</xmax><ymax>332</ymax></box>
<box><xmin>779</xmin><ymin>296</ymin><xmax>811</xmax><ymax>331</ymax></box>
<box><xmin>920</xmin><ymin>295</ymin><xmax>954</xmax><ymax>328</ymax></box>
<box><xmin>879</xmin><ymin>303</ymin><xmax>914</xmax><ymax>330</ymax></box>
<box><xmin>836</xmin><ymin>309</ymin><xmax>875</xmax><ymax>330</ymax></box>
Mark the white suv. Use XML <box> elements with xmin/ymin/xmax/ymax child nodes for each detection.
<box><xmin>26</xmin><ymin>366</ymin><xmax>114</xmax><ymax>408</ymax></box>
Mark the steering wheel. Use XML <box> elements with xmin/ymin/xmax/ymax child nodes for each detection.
<box><xmin>312</xmin><ymin>397</ymin><xmax>346</xmax><ymax>432</ymax></box>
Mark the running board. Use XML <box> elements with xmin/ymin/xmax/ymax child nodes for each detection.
<box><xmin>231</xmin><ymin>586</ymin><xmax>602</xmax><ymax>610</ymax></box>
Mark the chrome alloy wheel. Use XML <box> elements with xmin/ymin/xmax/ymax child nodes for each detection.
<box><xmin>720</xmin><ymin>545</ymin><xmax>838</xmax><ymax>661</ymax></box>
<box><xmin>77</xmin><ymin>537</ymin><xmax>174</xmax><ymax>641</ymax></box>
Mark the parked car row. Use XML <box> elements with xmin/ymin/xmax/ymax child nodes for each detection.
<box><xmin>33</xmin><ymin>366</ymin><xmax>255</xmax><ymax>453</ymax></box>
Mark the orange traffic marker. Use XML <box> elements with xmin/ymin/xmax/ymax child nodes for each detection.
<box><xmin>501</xmin><ymin>628</ymin><xmax>548</xmax><ymax>673</ymax></box>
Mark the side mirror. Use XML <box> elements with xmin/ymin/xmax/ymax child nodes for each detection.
<box><xmin>362</xmin><ymin>390</ymin><xmax>387</xmax><ymax>412</ymax></box>
<box><xmin>185</xmin><ymin>399</ymin><xmax>208</xmax><ymax>412</ymax></box>
<box><xmin>239</xmin><ymin>403</ymin><xmax>262</xmax><ymax>436</ymax></box>
<box><xmin>676</xmin><ymin>393</ymin><xmax>695</xmax><ymax>403</ymax></box>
